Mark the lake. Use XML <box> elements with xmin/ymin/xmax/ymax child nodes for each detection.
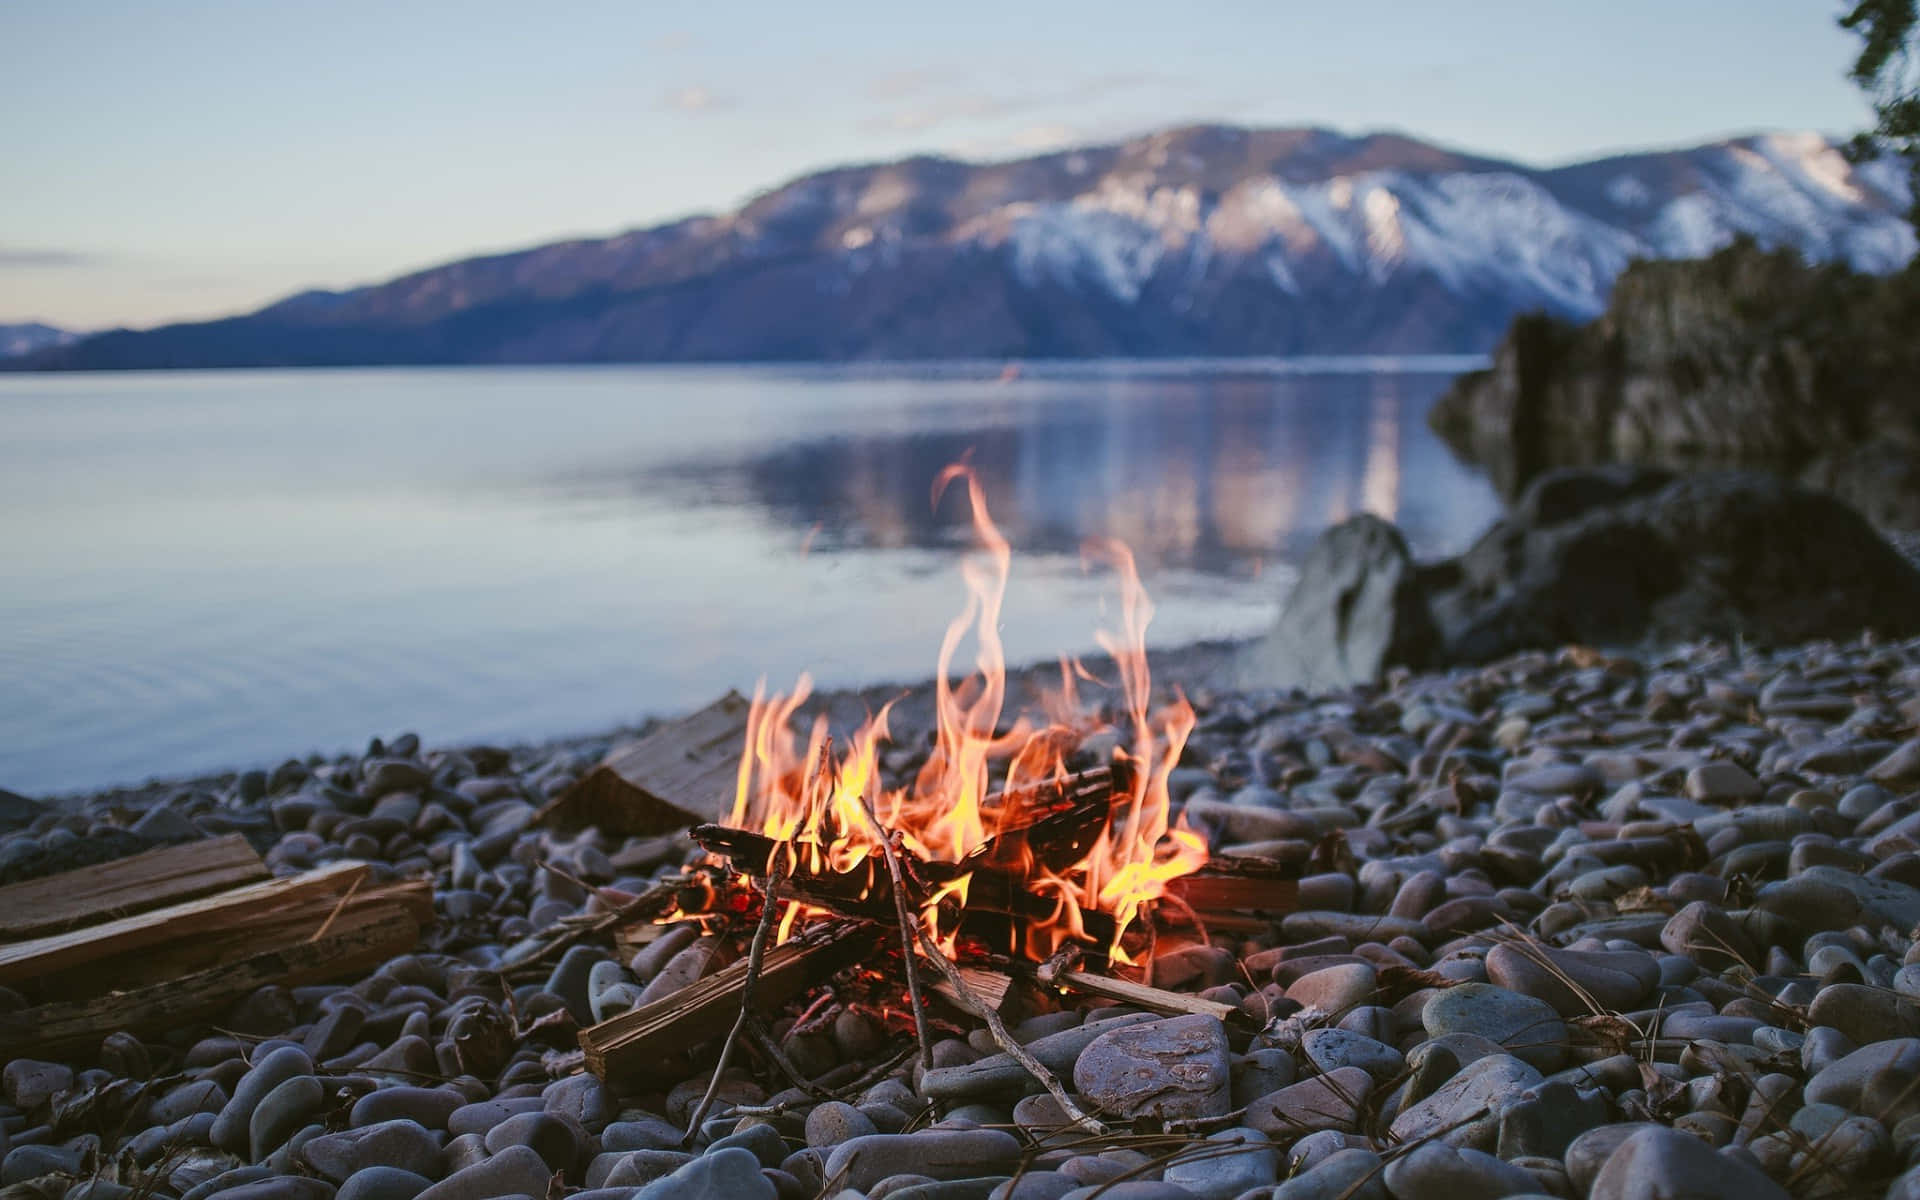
<box><xmin>0</xmin><ymin>360</ymin><xmax>1502</xmax><ymax>795</ymax></box>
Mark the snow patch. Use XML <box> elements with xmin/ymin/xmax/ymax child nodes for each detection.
<box><xmin>1606</xmin><ymin>174</ymin><xmax>1652</xmax><ymax>209</ymax></box>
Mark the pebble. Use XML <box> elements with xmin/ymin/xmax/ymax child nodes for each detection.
<box><xmin>1245</xmin><ymin>1067</ymin><xmax>1372</xmax><ymax>1137</ymax></box>
<box><xmin>300</xmin><ymin>1119</ymin><xmax>441</xmax><ymax>1182</ymax></box>
<box><xmin>1070</xmin><ymin>1015</ymin><xmax>1232</xmax><ymax>1120</ymax></box>
<box><xmin>1420</xmin><ymin>984</ymin><xmax>1567</xmax><ymax>1071</ymax></box>
<box><xmin>823</xmin><ymin>1131</ymin><xmax>1023</xmax><ymax>1192</ymax></box>
<box><xmin>415</xmin><ymin>1144</ymin><xmax>551</xmax><ymax>1200</ymax></box>
<box><xmin>1160</xmin><ymin>1127</ymin><xmax>1275</xmax><ymax>1200</ymax></box>
<box><xmin>1383</xmin><ymin>1142</ymin><xmax>1539</xmax><ymax>1198</ymax></box>
<box><xmin>635</xmin><ymin>1147</ymin><xmax>775</xmax><ymax>1200</ymax></box>
<box><xmin>1587</xmin><ymin>1125</ymin><xmax>1789</xmax><ymax>1200</ymax></box>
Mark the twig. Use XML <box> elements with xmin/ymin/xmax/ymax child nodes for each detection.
<box><xmin>912</xmin><ymin>922</ymin><xmax>1106</xmax><ymax>1135</ymax></box>
<box><xmin>747</xmin><ymin>1019</ymin><xmax>830</xmax><ymax>1098</ymax></box>
<box><xmin>853</xmin><ymin>798</ymin><xmax>936</xmax><ymax>1070</ymax></box>
<box><xmin>681</xmin><ymin>853</ymin><xmax>791</xmax><ymax>1145</ymax></box>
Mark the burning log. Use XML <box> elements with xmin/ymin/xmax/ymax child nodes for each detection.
<box><xmin>579</xmin><ymin>920</ymin><xmax>884</xmax><ymax>1085</ymax></box>
<box><xmin>537</xmin><ymin>691</ymin><xmax>753</xmax><ymax>835</ymax></box>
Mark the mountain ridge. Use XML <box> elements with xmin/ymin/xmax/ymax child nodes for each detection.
<box><xmin>18</xmin><ymin>123</ymin><xmax>1915</xmax><ymax>369</ymax></box>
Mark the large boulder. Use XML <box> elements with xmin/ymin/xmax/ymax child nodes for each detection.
<box><xmin>1233</xmin><ymin>514</ymin><xmax>1440</xmax><ymax>692</ymax></box>
<box><xmin>1232</xmin><ymin>466</ymin><xmax>1920</xmax><ymax>691</ymax></box>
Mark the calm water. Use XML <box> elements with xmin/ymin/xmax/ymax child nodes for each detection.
<box><xmin>0</xmin><ymin>361</ymin><xmax>1501</xmax><ymax>795</ymax></box>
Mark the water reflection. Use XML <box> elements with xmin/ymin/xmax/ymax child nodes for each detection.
<box><xmin>617</xmin><ymin>370</ymin><xmax>1492</xmax><ymax>574</ymax></box>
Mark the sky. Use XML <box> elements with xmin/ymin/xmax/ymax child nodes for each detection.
<box><xmin>0</xmin><ymin>0</ymin><xmax>1879</xmax><ymax>331</ymax></box>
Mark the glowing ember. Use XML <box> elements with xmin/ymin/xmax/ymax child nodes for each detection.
<box><xmin>723</xmin><ymin>465</ymin><xmax>1207</xmax><ymax>965</ymax></box>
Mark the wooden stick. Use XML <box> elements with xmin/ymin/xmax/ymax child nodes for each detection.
<box><xmin>912</xmin><ymin>923</ymin><xmax>1105</xmax><ymax>1135</ymax></box>
<box><xmin>1043</xmin><ymin>967</ymin><xmax>1250</xmax><ymax>1028</ymax></box>
<box><xmin>0</xmin><ymin>834</ymin><xmax>268</xmax><ymax>940</ymax></box>
<box><xmin>682</xmin><ymin>854</ymin><xmax>789</xmax><ymax>1144</ymax></box>
<box><xmin>0</xmin><ymin>908</ymin><xmax>421</xmax><ymax>1057</ymax></box>
<box><xmin>852</xmin><ymin>799</ymin><xmax>935</xmax><ymax>1071</ymax></box>
<box><xmin>578</xmin><ymin>921</ymin><xmax>882</xmax><ymax>1084</ymax></box>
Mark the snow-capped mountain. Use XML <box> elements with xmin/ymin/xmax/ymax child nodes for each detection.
<box><xmin>20</xmin><ymin>125</ymin><xmax>1914</xmax><ymax>367</ymax></box>
<box><xmin>0</xmin><ymin>322</ymin><xmax>79</xmax><ymax>359</ymax></box>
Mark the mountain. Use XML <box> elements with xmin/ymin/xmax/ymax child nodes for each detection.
<box><xmin>0</xmin><ymin>322</ymin><xmax>79</xmax><ymax>360</ymax></box>
<box><xmin>18</xmin><ymin>125</ymin><xmax>1916</xmax><ymax>368</ymax></box>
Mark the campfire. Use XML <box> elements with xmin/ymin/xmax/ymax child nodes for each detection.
<box><xmin>565</xmin><ymin>465</ymin><xmax>1299</xmax><ymax>1133</ymax></box>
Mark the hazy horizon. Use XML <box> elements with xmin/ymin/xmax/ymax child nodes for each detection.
<box><xmin>3</xmin><ymin>0</ymin><xmax>1876</xmax><ymax>330</ymax></box>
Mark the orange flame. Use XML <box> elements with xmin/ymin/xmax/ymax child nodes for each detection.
<box><xmin>725</xmin><ymin>465</ymin><xmax>1205</xmax><ymax>965</ymax></box>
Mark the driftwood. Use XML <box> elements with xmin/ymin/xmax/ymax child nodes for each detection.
<box><xmin>0</xmin><ymin>834</ymin><xmax>268</xmax><ymax>940</ymax></box>
<box><xmin>0</xmin><ymin>908</ymin><xmax>422</xmax><ymax>1057</ymax></box>
<box><xmin>538</xmin><ymin>692</ymin><xmax>752</xmax><ymax>835</ymax></box>
<box><xmin>579</xmin><ymin>920</ymin><xmax>883</xmax><ymax>1085</ymax></box>
<box><xmin>0</xmin><ymin>861</ymin><xmax>432</xmax><ymax>1001</ymax></box>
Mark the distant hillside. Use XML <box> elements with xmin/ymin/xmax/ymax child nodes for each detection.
<box><xmin>0</xmin><ymin>322</ymin><xmax>78</xmax><ymax>359</ymax></box>
<box><xmin>18</xmin><ymin>124</ymin><xmax>1915</xmax><ymax>369</ymax></box>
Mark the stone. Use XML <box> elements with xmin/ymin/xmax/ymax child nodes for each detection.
<box><xmin>2</xmin><ymin>1059</ymin><xmax>72</xmax><ymax>1110</ymax></box>
<box><xmin>1808</xmin><ymin>983</ymin><xmax>1920</xmax><ymax>1044</ymax></box>
<box><xmin>1805</xmin><ymin>1037</ymin><xmax>1920</xmax><ymax>1127</ymax></box>
<box><xmin>484</xmin><ymin>1111</ymin><xmax>582</xmax><ymax>1172</ymax></box>
<box><xmin>1272</xmin><ymin>1148</ymin><xmax>1388</xmax><ymax>1200</ymax></box>
<box><xmin>1285</xmin><ymin>964</ymin><xmax>1377</xmax><ymax>1014</ymax></box>
<box><xmin>1383</xmin><ymin>1143</ymin><xmax>1538</xmax><ymax>1198</ymax></box>
<box><xmin>1300</xmin><ymin>1029</ymin><xmax>1405</xmax><ymax>1085</ymax></box>
<box><xmin>1686</xmin><ymin>762</ymin><xmax>1760</xmax><ymax>803</ymax></box>
<box><xmin>822</xmin><ymin>1131</ymin><xmax>1023</xmax><ymax>1192</ymax></box>
<box><xmin>634</xmin><ymin>1147</ymin><xmax>776</xmax><ymax>1200</ymax></box>
<box><xmin>1494</xmin><ymin>1081</ymin><xmax>1608</xmax><ymax>1160</ymax></box>
<box><xmin>921</xmin><ymin>1014</ymin><xmax>1155</xmax><ymax>1101</ymax></box>
<box><xmin>336</xmin><ymin>1167</ymin><xmax>433</xmax><ymax>1200</ymax></box>
<box><xmin>350</xmin><ymin>1086</ymin><xmax>464</xmax><ymax>1130</ymax></box>
<box><xmin>1483</xmin><ymin>943</ymin><xmax>1659</xmax><ymax>1015</ymax></box>
<box><xmin>708</xmin><ymin>1123</ymin><xmax>787</xmax><ymax>1169</ymax></box>
<box><xmin>1587</xmin><ymin>1125</ymin><xmax>1789</xmax><ymax>1200</ymax></box>
<box><xmin>806</xmin><ymin>1101</ymin><xmax>878</xmax><ymax>1148</ymax></box>
<box><xmin>1233</xmin><ymin>514</ymin><xmax>1439</xmax><ymax>691</ymax></box>
<box><xmin>1421</xmin><ymin>983</ymin><xmax>1566</xmax><ymax>1071</ymax></box>
<box><xmin>1245</xmin><ymin>1067</ymin><xmax>1373</xmax><ymax>1138</ymax></box>
<box><xmin>1161</xmin><ymin>1128</ymin><xmax>1276</xmax><ymax>1200</ymax></box>
<box><xmin>212</xmin><ymin>1047</ymin><xmax>315</xmax><ymax>1154</ymax></box>
<box><xmin>1070</xmin><ymin>1015</ymin><xmax>1232</xmax><ymax>1121</ymax></box>
<box><xmin>250</xmin><ymin>1074</ymin><xmax>326</xmax><ymax>1159</ymax></box>
<box><xmin>301</xmin><ymin>1119</ymin><xmax>440</xmax><ymax>1182</ymax></box>
<box><xmin>415</xmin><ymin>1144</ymin><xmax>552</xmax><ymax>1200</ymax></box>
<box><xmin>1755</xmin><ymin>866</ymin><xmax>1920</xmax><ymax>937</ymax></box>
<box><xmin>603</xmin><ymin>1150</ymin><xmax>696</xmax><ymax>1187</ymax></box>
<box><xmin>1389</xmin><ymin>1054</ymin><xmax>1543</xmax><ymax>1151</ymax></box>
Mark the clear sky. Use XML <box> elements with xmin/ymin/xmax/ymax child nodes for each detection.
<box><xmin>0</xmin><ymin>0</ymin><xmax>1877</xmax><ymax>331</ymax></box>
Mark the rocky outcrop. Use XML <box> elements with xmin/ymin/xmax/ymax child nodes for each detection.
<box><xmin>1429</xmin><ymin>239</ymin><xmax>1920</xmax><ymax>515</ymax></box>
<box><xmin>1237</xmin><ymin>466</ymin><xmax>1920</xmax><ymax>690</ymax></box>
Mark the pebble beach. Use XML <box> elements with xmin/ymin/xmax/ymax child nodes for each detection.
<box><xmin>5</xmin><ymin>630</ymin><xmax>1920</xmax><ymax>1200</ymax></box>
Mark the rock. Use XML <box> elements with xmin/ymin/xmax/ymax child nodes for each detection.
<box><xmin>1659</xmin><ymin>902</ymin><xmax>1758</xmax><ymax>972</ymax></box>
<box><xmin>250</xmin><ymin>1074</ymin><xmax>327</xmax><ymax>1159</ymax></box>
<box><xmin>1246</xmin><ymin>1068</ymin><xmax>1373</xmax><ymax>1137</ymax></box>
<box><xmin>1421</xmin><ymin>984</ymin><xmax>1566</xmax><ymax>1071</ymax></box>
<box><xmin>823</xmin><ymin>1131</ymin><xmax>1022</xmax><ymax>1192</ymax></box>
<box><xmin>1484</xmin><ymin>943</ymin><xmax>1659</xmax><ymax>1015</ymax></box>
<box><xmin>708</xmin><ymin>1124</ymin><xmax>787</xmax><ymax>1169</ymax></box>
<box><xmin>1285</xmin><ymin>964</ymin><xmax>1377</xmax><ymax>1014</ymax></box>
<box><xmin>1587</xmin><ymin>1125</ymin><xmax>1789</xmax><ymax>1200</ymax></box>
<box><xmin>806</xmin><ymin>1101</ymin><xmax>878</xmax><ymax>1149</ymax></box>
<box><xmin>1806</xmin><ymin>1038</ymin><xmax>1920</xmax><ymax>1128</ymax></box>
<box><xmin>1390</xmin><ymin>1054</ymin><xmax>1543</xmax><ymax>1151</ymax></box>
<box><xmin>1300</xmin><ymin>1029</ymin><xmax>1404</xmax><ymax>1085</ymax></box>
<box><xmin>632</xmin><ymin>1147</ymin><xmax>776</xmax><ymax>1200</ymax></box>
<box><xmin>336</xmin><ymin>1167</ymin><xmax>433</xmax><ymax>1200</ymax></box>
<box><xmin>603</xmin><ymin>1150</ymin><xmax>696</xmax><ymax>1187</ymax></box>
<box><xmin>1383</xmin><ymin>1143</ymin><xmax>1538</xmax><ymax>1198</ymax></box>
<box><xmin>1808</xmin><ymin>983</ymin><xmax>1920</xmax><ymax>1044</ymax></box>
<box><xmin>349</xmin><ymin>1086</ymin><xmax>463</xmax><ymax>1130</ymax></box>
<box><xmin>1272</xmin><ymin>1148</ymin><xmax>1388</xmax><ymax>1200</ymax></box>
<box><xmin>1755</xmin><ymin>866</ymin><xmax>1920</xmax><ymax>937</ymax></box>
<box><xmin>1871</xmin><ymin>740</ymin><xmax>1920</xmax><ymax>788</ymax></box>
<box><xmin>484</xmin><ymin>1111</ymin><xmax>582</xmax><ymax>1172</ymax></box>
<box><xmin>2</xmin><ymin>1059</ymin><xmax>73</xmax><ymax>1110</ymax></box>
<box><xmin>301</xmin><ymin>1120</ymin><xmax>440</xmax><ymax>1183</ymax></box>
<box><xmin>212</xmin><ymin>1046</ymin><xmax>314</xmax><ymax>1154</ymax></box>
<box><xmin>415</xmin><ymin>1144</ymin><xmax>551</xmax><ymax>1200</ymax></box>
<box><xmin>1494</xmin><ymin>1081</ymin><xmax>1609</xmax><ymax>1160</ymax></box>
<box><xmin>920</xmin><ymin>1014</ymin><xmax>1156</xmax><ymax>1101</ymax></box>
<box><xmin>1069</xmin><ymin>1015</ymin><xmax>1232</xmax><ymax>1121</ymax></box>
<box><xmin>1233</xmin><ymin>515</ymin><xmax>1439</xmax><ymax>691</ymax></box>
<box><xmin>1685</xmin><ymin>762</ymin><xmax>1760</xmax><ymax>804</ymax></box>
<box><xmin>1160</xmin><ymin>1128</ymin><xmax>1277</xmax><ymax>1200</ymax></box>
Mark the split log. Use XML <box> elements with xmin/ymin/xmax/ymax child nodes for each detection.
<box><xmin>1163</xmin><ymin>855</ymin><xmax>1301</xmax><ymax>930</ymax></box>
<box><xmin>1043</xmin><ymin>967</ymin><xmax>1254</xmax><ymax>1029</ymax></box>
<box><xmin>0</xmin><ymin>834</ymin><xmax>267</xmax><ymax>941</ymax></box>
<box><xmin>0</xmin><ymin>908</ymin><xmax>421</xmax><ymax>1058</ymax></box>
<box><xmin>0</xmin><ymin>861</ymin><xmax>432</xmax><ymax>1000</ymax></box>
<box><xmin>538</xmin><ymin>692</ymin><xmax>752</xmax><ymax>835</ymax></box>
<box><xmin>929</xmin><ymin>965</ymin><xmax>1018</xmax><ymax>1019</ymax></box>
<box><xmin>579</xmin><ymin>920</ymin><xmax>882</xmax><ymax>1084</ymax></box>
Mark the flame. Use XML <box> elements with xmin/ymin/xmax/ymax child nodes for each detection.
<box><xmin>724</xmin><ymin>465</ymin><xmax>1205</xmax><ymax>966</ymax></box>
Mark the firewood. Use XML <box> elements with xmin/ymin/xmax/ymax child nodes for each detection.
<box><xmin>929</xmin><ymin>965</ymin><xmax>1017</xmax><ymax>1018</ymax></box>
<box><xmin>579</xmin><ymin>920</ymin><xmax>883</xmax><ymax>1085</ymax></box>
<box><xmin>1041</xmin><ymin>967</ymin><xmax>1254</xmax><ymax>1029</ymax></box>
<box><xmin>0</xmin><ymin>834</ymin><xmax>268</xmax><ymax>940</ymax></box>
<box><xmin>0</xmin><ymin>861</ymin><xmax>432</xmax><ymax>1000</ymax></box>
<box><xmin>1163</xmin><ymin>855</ymin><xmax>1301</xmax><ymax>925</ymax></box>
<box><xmin>0</xmin><ymin>908</ymin><xmax>421</xmax><ymax>1057</ymax></box>
<box><xmin>537</xmin><ymin>692</ymin><xmax>752</xmax><ymax>835</ymax></box>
